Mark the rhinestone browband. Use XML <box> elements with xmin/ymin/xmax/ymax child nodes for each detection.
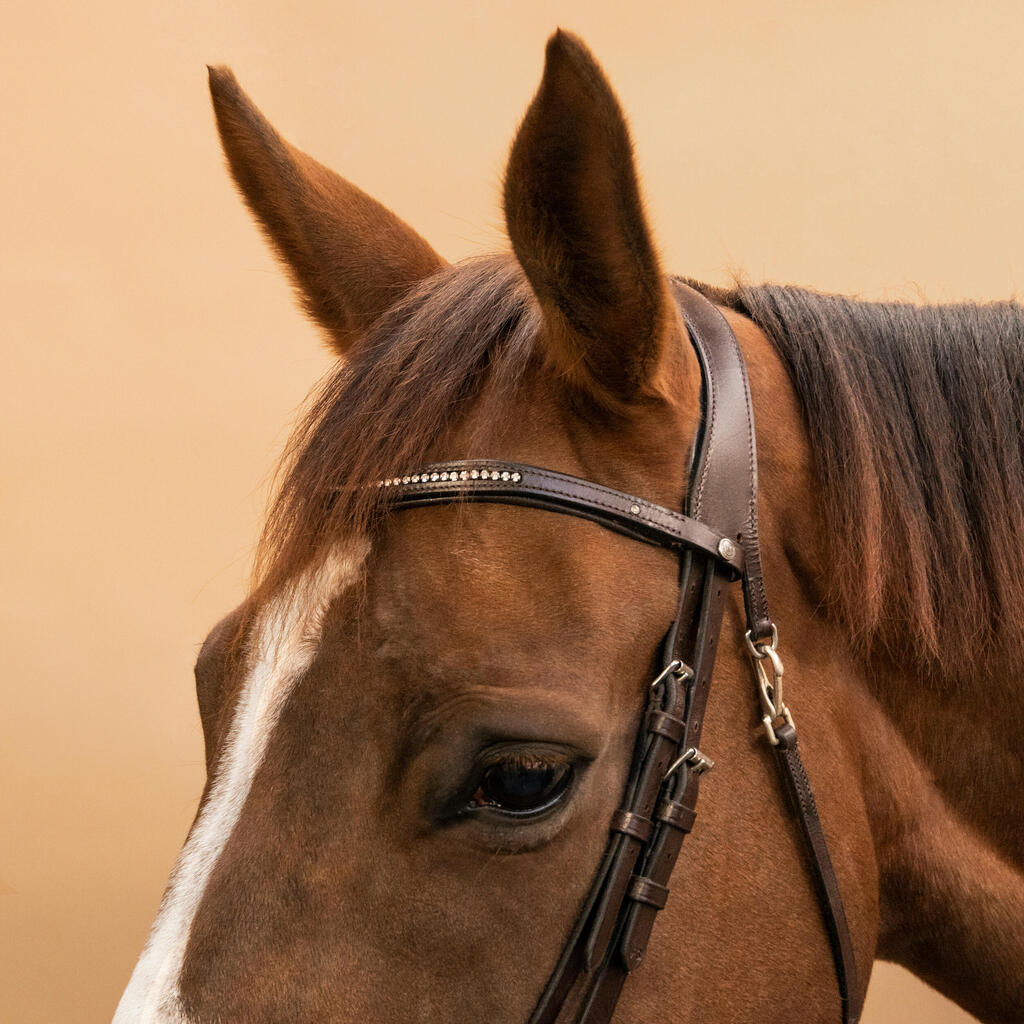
<box><xmin>380</xmin><ymin>466</ymin><xmax>523</xmax><ymax>487</ymax></box>
<box><xmin>374</xmin><ymin>460</ymin><xmax>745</xmax><ymax>575</ymax></box>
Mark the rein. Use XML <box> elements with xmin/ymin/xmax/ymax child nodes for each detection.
<box><xmin>377</xmin><ymin>283</ymin><xmax>861</xmax><ymax>1024</ymax></box>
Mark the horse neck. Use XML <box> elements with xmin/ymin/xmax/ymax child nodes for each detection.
<box><xmin>864</xmin><ymin>646</ymin><xmax>1024</xmax><ymax>864</ymax></box>
<box><xmin>734</xmin><ymin>300</ymin><xmax>1024</xmax><ymax>864</ymax></box>
<box><xmin>853</xmin><ymin>646</ymin><xmax>1024</xmax><ymax>1020</ymax></box>
<box><xmin>743</xmin><ymin>309</ymin><xmax>1024</xmax><ymax>1019</ymax></box>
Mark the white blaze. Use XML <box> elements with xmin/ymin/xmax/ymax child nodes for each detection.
<box><xmin>112</xmin><ymin>544</ymin><xmax>367</xmax><ymax>1023</ymax></box>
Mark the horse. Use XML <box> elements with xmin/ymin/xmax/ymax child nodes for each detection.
<box><xmin>114</xmin><ymin>29</ymin><xmax>1024</xmax><ymax>1024</ymax></box>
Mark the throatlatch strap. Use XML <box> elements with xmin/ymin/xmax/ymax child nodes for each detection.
<box><xmin>676</xmin><ymin>284</ymin><xmax>862</xmax><ymax>1024</ymax></box>
<box><xmin>773</xmin><ymin>724</ymin><xmax>861</xmax><ymax>1024</ymax></box>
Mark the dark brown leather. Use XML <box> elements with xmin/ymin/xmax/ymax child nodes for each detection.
<box><xmin>672</xmin><ymin>280</ymin><xmax>773</xmax><ymax>641</ymax></box>
<box><xmin>655</xmin><ymin>795</ymin><xmax>696</xmax><ymax>833</ymax></box>
<box><xmin>773</xmin><ymin>722</ymin><xmax>861</xmax><ymax>1024</ymax></box>
<box><xmin>616</xmin><ymin>561</ymin><xmax>730</xmax><ymax>975</ymax></box>
<box><xmin>375</xmin><ymin>285</ymin><xmax>861</xmax><ymax>1024</ymax></box>
<box><xmin>527</xmin><ymin>549</ymin><xmax>717</xmax><ymax>1023</ymax></box>
<box><xmin>379</xmin><ymin>460</ymin><xmax>744</xmax><ymax>574</ymax></box>
<box><xmin>609</xmin><ymin>811</ymin><xmax>654</xmax><ymax>844</ymax></box>
<box><xmin>645</xmin><ymin>710</ymin><xmax>687</xmax><ymax>743</ymax></box>
<box><xmin>673</xmin><ymin>285</ymin><xmax>861</xmax><ymax>1024</ymax></box>
<box><xmin>627</xmin><ymin>876</ymin><xmax>669</xmax><ymax>910</ymax></box>
<box><xmin>524</xmin><ymin>665</ymin><xmax>689</xmax><ymax>1019</ymax></box>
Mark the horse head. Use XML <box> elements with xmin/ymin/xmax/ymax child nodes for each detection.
<box><xmin>118</xmin><ymin>28</ymin><xmax>1024</xmax><ymax>1024</ymax></box>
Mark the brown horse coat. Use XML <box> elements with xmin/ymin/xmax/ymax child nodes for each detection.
<box><xmin>114</xmin><ymin>30</ymin><xmax>1024</xmax><ymax>1024</ymax></box>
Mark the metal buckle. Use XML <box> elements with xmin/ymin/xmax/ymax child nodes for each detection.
<box><xmin>744</xmin><ymin>623</ymin><xmax>795</xmax><ymax>746</ymax></box>
<box><xmin>664</xmin><ymin>746</ymin><xmax>715</xmax><ymax>780</ymax></box>
<box><xmin>648</xmin><ymin>659</ymin><xmax>692</xmax><ymax>691</ymax></box>
<box><xmin>761</xmin><ymin>705</ymin><xmax>795</xmax><ymax>746</ymax></box>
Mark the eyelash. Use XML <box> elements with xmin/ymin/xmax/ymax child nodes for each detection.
<box><xmin>463</xmin><ymin>751</ymin><xmax>576</xmax><ymax>819</ymax></box>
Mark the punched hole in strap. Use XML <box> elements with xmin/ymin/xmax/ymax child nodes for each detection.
<box><xmin>656</xmin><ymin>796</ymin><xmax>697</xmax><ymax>833</ymax></box>
<box><xmin>628</xmin><ymin>875</ymin><xmax>670</xmax><ymax>910</ymax></box>
<box><xmin>610</xmin><ymin>810</ymin><xmax>654</xmax><ymax>843</ymax></box>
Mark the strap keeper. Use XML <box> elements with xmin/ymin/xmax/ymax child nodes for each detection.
<box><xmin>646</xmin><ymin>709</ymin><xmax>686</xmax><ymax>743</ymax></box>
<box><xmin>656</xmin><ymin>797</ymin><xmax>697</xmax><ymax>833</ymax></box>
<box><xmin>628</xmin><ymin>875</ymin><xmax>669</xmax><ymax>909</ymax></box>
<box><xmin>609</xmin><ymin>810</ymin><xmax>654</xmax><ymax>843</ymax></box>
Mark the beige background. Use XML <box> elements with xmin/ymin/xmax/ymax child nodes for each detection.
<box><xmin>3</xmin><ymin>0</ymin><xmax>1019</xmax><ymax>1020</ymax></box>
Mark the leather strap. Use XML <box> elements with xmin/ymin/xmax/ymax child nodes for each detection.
<box><xmin>677</xmin><ymin>283</ymin><xmax>861</xmax><ymax>1023</ymax></box>
<box><xmin>527</xmin><ymin>550</ymin><xmax>720</xmax><ymax>1023</ymax></box>
<box><xmin>672</xmin><ymin>281</ymin><xmax>773</xmax><ymax>640</ymax></box>
<box><xmin>616</xmin><ymin>561</ymin><xmax>728</xmax><ymax>974</ymax></box>
<box><xmin>379</xmin><ymin>460</ymin><xmax>743</xmax><ymax>574</ymax></box>
<box><xmin>373</xmin><ymin>285</ymin><xmax>861</xmax><ymax>1024</ymax></box>
<box><xmin>773</xmin><ymin>722</ymin><xmax>861</xmax><ymax>1024</ymax></box>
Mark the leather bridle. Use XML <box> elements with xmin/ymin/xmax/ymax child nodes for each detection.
<box><xmin>376</xmin><ymin>282</ymin><xmax>861</xmax><ymax>1024</ymax></box>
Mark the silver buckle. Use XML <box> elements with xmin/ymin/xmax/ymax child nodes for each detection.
<box><xmin>648</xmin><ymin>659</ymin><xmax>692</xmax><ymax>691</ymax></box>
<box><xmin>664</xmin><ymin>746</ymin><xmax>715</xmax><ymax>780</ymax></box>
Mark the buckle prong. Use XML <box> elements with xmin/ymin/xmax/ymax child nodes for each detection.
<box><xmin>649</xmin><ymin>659</ymin><xmax>692</xmax><ymax>691</ymax></box>
<box><xmin>664</xmin><ymin>747</ymin><xmax>715</xmax><ymax>780</ymax></box>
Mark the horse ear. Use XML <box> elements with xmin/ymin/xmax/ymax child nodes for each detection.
<box><xmin>504</xmin><ymin>31</ymin><xmax>673</xmax><ymax>407</ymax></box>
<box><xmin>208</xmin><ymin>67</ymin><xmax>446</xmax><ymax>356</ymax></box>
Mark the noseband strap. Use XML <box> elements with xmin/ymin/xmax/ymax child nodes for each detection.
<box><xmin>376</xmin><ymin>283</ymin><xmax>861</xmax><ymax>1024</ymax></box>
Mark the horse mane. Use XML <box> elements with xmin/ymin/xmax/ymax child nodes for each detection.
<box><xmin>253</xmin><ymin>254</ymin><xmax>540</xmax><ymax>599</ymax></box>
<box><xmin>256</xmin><ymin>252</ymin><xmax>1024</xmax><ymax>672</ymax></box>
<box><xmin>705</xmin><ymin>281</ymin><xmax>1024</xmax><ymax>669</ymax></box>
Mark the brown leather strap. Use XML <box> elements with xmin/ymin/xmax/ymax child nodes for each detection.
<box><xmin>627</xmin><ymin>876</ymin><xmax>669</xmax><ymax>910</ymax></box>
<box><xmin>645</xmin><ymin>710</ymin><xmax>687</xmax><ymax>742</ymax></box>
<box><xmin>655</xmin><ymin>795</ymin><xmax>696</xmax><ymax>832</ymax></box>
<box><xmin>379</xmin><ymin>460</ymin><xmax>743</xmax><ymax>574</ymax></box>
<box><xmin>528</xmin><ymin>550</ymin><xmax>719</xmax><ymax>1024</ymax></box>
<box><xmin>773</xmin><ymin>722</ymin><xmax>862</xmax><ymax>1024</ymax></box>
<box><xmin>375</xmin><ymin>284</ymin><xmax>861</xmax><ymax>1024</ymax></box>
<box><xmin>616</xmin><ymin>561</ymin><xmax>729</xmax><ymax>975</ymax></box>
<box><xmin>672</xmin><ymin>281</ymin><xmax>773</xmax><ymax>641</ymax></box>
<box><xmin>609</xmin><ymin>811</ymin><xmax>654</xmax><ymax>844</ymax></box>
<box><xmin>678</xmin><ymin>284</ymin><xmax>861</xmax><ymax>1023</ymax></box>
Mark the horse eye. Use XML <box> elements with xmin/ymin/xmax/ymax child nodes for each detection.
<box><xmin>469</xmin><ymin>756</ymin><xmax>573</xmax><ymax>816</ymax></box>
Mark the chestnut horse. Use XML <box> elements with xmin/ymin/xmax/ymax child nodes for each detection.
<box><xmin>114</xmin><ymin>30</ymin><xmax>1024</xmax><ymax>1024</ymax></box>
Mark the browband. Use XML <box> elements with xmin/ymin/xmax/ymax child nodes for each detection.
<box><xmin>374</xmin><ymin>282</ymin><xmax>860</xmax><ymax>1024</ymax></box>
<box><xmin>378</xmin><ymin>460</ymin><xmax>745</xmax><ymax>575</ymax></box>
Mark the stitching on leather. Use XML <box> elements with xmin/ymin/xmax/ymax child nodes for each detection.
<box><xmin>687</xmin><ymin>316</ymin><xmax>717</xmax><ymax>520</ymax></box>
<box><xmin>389</xmin><ymin>467</ymin><xmax>735</xmax><ymax>560</ymax></box>
<box><xmin>525</xmin><ymin>466</ymin><xmax>687</xmax><ymax>522</ymax></box>
<box><xmin>400</xmin><ymin>476</ymin><xmax>678</xmax><ymax>531</ymax></box>
<box><xmin>788</xmin><ymin>748</ymin><xmax>820</xmax><ymax>820</ymax></box>
<box><xmin>400</xmin><ymin>463</ymin><xmax>685</xmax><ymax>524</ymax></box>
<box><xmin>722</xmin><ymin>323</ymin><xmax>769</xmax><ymax>624</ymax></box>
<box><xmin>686</xmin><ymin>286</ymin><xmax>768</xmax><ymax>628</ymax></box>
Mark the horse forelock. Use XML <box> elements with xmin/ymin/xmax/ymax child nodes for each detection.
<box><xmin>251</xmin><ymin>254</ymin><xmax>542</xmax><ymax>604</ymax></box>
